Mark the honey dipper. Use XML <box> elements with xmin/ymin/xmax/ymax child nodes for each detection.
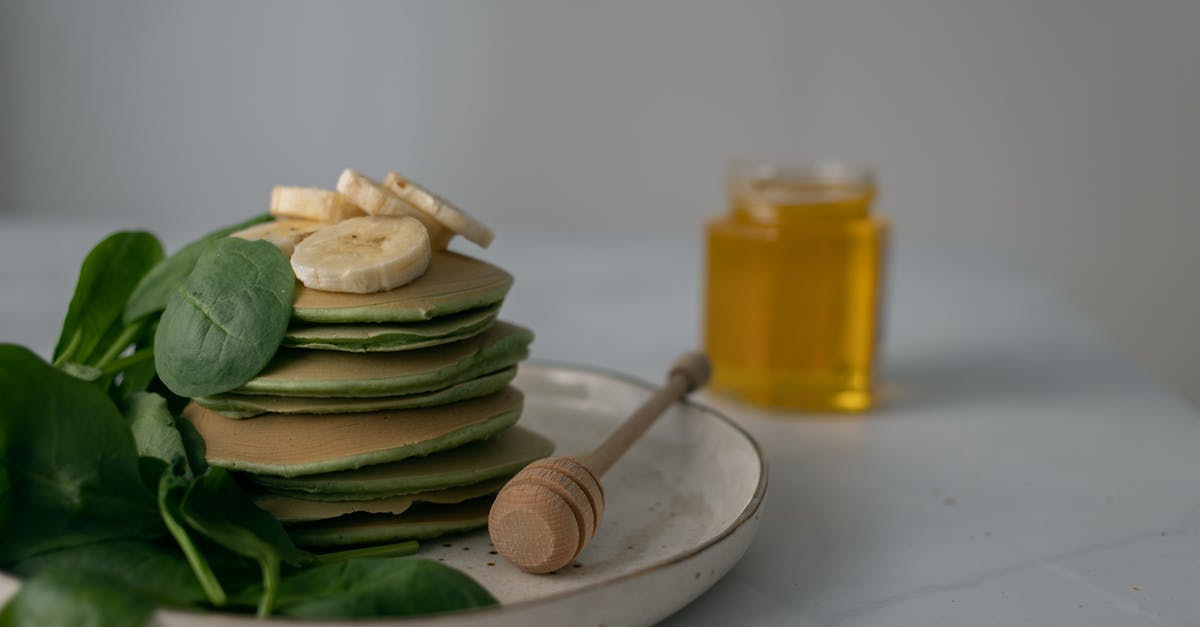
<box><xmin>488</xmin><ymin>352</ymin><xmax>712</xmax><ymax>573</ymax></box>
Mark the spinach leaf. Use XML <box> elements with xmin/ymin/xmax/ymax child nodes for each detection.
<box><xmin>0</xmin><ymin>465</ymin><xmax>10</xmax><ymax>533</ymax></box>
<box><xmin>137</xmin><ymin>457</ymin><xmax>168</xmax><ymax>499</ymax></box>
<box><xmin>85</xmin><ymin>316</ymin><xmax>146</xmax><ymax>372</ymax></box>
<box><xmin>147</xmin><ymin>376</ymin><xmax>191</xmax><ymax>417</ymax></box>
<box><xmin>115</xmin><ymin>350</ymin><xmax>159</xmax><ymax>408</ymax></box>
<box><xmin>314</xmin><ymin>540</ymin><xmax>419</xmax><ymax>565</ymax></box>
<box><xmin>180</xmin><ymin>469</ymin><xmax>312</xmax><ymax>571</ymax></box>
<box><xmin>53</xmin><ymin>231</ymin><xmax>164</xmax><ymax>366</ymax></box>
<box><xmin>0</xmin><ymin>570</ymin><xmax>154</xmax><ymax>627</ymax></box>
<box><xmin>157</xmin><ymin>462</ymin><xmax>225</xmax><ymax>607</ymax></box>
<box><xmin>180</xmin><ymin>468</ymin><xmax>313</xmax><ymax>617</ymax></box>
<box><xmin>154</xmin><ymin>238</ymin><xmax>294</xmax><ymax>398</ymax></box>
<box><xmin>124</xmin><ymin>215</ymin><xmax>272</xmax><ymax>324</ymax></box>
<box><xmin>0</xmin><ymin>345</ymin><xmax>163</xmax><ymax>564</ymax></box>
<box><xmin>9</xmin><ymin>540</ymin><xmax>207</xmax><ymax>608</ymax></box>
<box><xmin>125</xmin><ymin>392</ymin><xmax>188</xmax><ymax>468</ymax></box>
<box><xmin>74</xmin><ymin>318</ymin><xmax>154</xmax><ymax>409</ymax></box>
<box><xmin>270</xmin><ymin>558</ymin><xmax>497</xmax><ymax>618</ymax></box>
<box><xmin>175</xmin><ymin>418</ymin><xmax>209</xmax><ymax>476</ymax></box>
<box><xmin>57</xmin><ymin>362</ymin><xmax>104</xmax><ymax>383</ymax></box>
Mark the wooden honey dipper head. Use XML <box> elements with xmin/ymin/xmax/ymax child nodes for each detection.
<box><xmin>489</xmin><ymin>352</ymin><xmax>711</xmax><ymax>574</ymax></box>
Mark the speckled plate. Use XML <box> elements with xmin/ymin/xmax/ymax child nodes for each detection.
<box><xmin>0</xmin><ymin>362</ymin><xmax>767</xmax><ymax>627</ymax></box>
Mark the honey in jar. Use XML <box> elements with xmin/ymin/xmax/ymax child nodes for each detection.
<box><xmin>704</xmin><ymin>161</ymin><xmax>888</xmax><ymax>411</ymax></box>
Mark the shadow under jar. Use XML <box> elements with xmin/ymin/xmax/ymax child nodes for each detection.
<box><xmin>705</xmin><ymin>161</ymin><xmax>889</xmax><ymax>412</ymax></box>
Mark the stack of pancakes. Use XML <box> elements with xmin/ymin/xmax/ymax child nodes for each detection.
<box><xmin>181</xmin><ymin>251</ymin><xmax>552</xmax><ymax>547</ymax></box>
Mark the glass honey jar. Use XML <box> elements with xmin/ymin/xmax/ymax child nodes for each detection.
<box><xmin>704</xmin><ymin>161</ymin><xmax>889</xmax><ymax>411</ymax></box>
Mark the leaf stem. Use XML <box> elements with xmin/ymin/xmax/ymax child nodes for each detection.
<box><xmin>315</xmin><ymin>540</ymin><xmax>420</xmax><ymax>564</ymax></box>
<box><xmin>100</xmin><ymin>347</ymin><xmax>155</xmax><ymax>377</ymax></box>
<box><xmin>161</xmin><ymin>500</ymin><xmax>227</xmax><ymax>607</ymax></box>
<box><xmin>93</xmin><ymin>320</ymin><xmax>148</xmax><ymax>369</ymax></box>
<box><xmin>52</xmin><ymin>328</ymin><xmax>83</xmax><ymax>366</ymax></box>
<box><xmin>257</xmin><ymin>554</ymin><xmax>280</xmax><ymax>618</ymax></box>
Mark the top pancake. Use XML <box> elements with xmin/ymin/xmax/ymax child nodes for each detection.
<box><xmin>292</xmin><ymin>251</ymin><xmax>513</xmax><ymax>323</ymax></box>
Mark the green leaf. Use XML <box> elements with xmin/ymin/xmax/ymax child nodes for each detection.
<box><xmin>154</xmin><ymin>238</ymin><xmax>294</xmax><ymax>398</ymax></box>
<box><xmin>0</xmin><ymin>345</ymin><xmax>163</xmax><ymax>564</ymax></box>
<box><xmin>124</xmin><ymin>215</ymin><xmax>272</xmax><ymax>324</ymax></box>
<box><xmin>179</xmin><ymin>468</ymin><xmax>313</xmax><ymax>569</ymax></box>
<box><xmin>157</xmin><ymin>462</ymin><xmax>225</xmax><ymax>607</ymax></box>
<box><xmin>147</xmin><ymin>377</ymin><xmax>190</xmax><ymax>417</ymax></box>
<box><xmin>175</xmin><ymin>418</ymin><xmax>209</xmax><ymax>476</ymax></box>
<box><xmin>112</xmin><ymin>319</ymin><xmax>159</xmax><ymax>408</ymax></box>
<box><xmin>136</xmin><ymin>457</ymin><xmax>168</xmax><ymax>499</ymax></box>
<box><xmin>9</xmin><ymin>540</ymin><xmax>208</xmax><ymax>608</ymax></box>
<box><xmin>114</xmin><ymin>351</ymin><xmax>158</xmax><ymax>408</ymax></box>
<box><xmin>0</xmin><ymin>569</ymin><xmax>155</xmax><ymax>627</ymax></box>
<box><xmin>85</xmin><ymin>317</ymin><xmax>143</xmax><ymax>370</ymax></box>
<box><xmin>53</xmin><ymin>231</ymin><xmax>164</xmax><ymax>365</ymax></box>
<box><xmin>180</xmin><ymin>468</ymin><xmax>313</xmax><ymax>616</ymax></box>
<box><xmin>124</xmin><ymin>392</ymin><xmax>188</xmax><ymax>468</ymax></box>
<box><xmin>271</xmin><ymin>558</ymin><xmax>497</xmax><ymax>618</ymax></box>
<box><xmin>314</xmin><ymin>540</ymin><xmax>419</xmax><ymax>565</ymax></box>
<box><xmin>57</xmin><ymin>362</ymin><xmax>104</xmax><ymax>383</ymax></box>
<box><xmin>0</xmin><ymin>464</ymin><xmax>10</xmax><ymax>534</ymax></box>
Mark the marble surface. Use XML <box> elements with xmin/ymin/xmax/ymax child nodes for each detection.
<box><xmin>2</xmin><ymin>219</ymin><xmax>1199</xmax><ymax>626</ymax></box>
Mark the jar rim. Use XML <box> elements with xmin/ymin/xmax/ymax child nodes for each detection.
<box><xmin>727</xmin><ymin>160</ymin><xmax>875</xmax><ymax>220</ymax></box>
<box><xmin>728</xmin><ymin>159</ymin><xmax>876</xmax><ymax>189</ymax></box>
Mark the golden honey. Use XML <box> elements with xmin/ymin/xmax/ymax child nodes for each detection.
<box><xmin>704</xmin><ymin>162</ymin><xmax>888</xmax><ymax>411</ymax></box>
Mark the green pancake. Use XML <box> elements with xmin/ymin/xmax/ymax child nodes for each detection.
<box><xmin>183</xmin><ymin>387</ymin><xmax>524</xmax><ymax>477</ymax></box>
<box><xmin>292</xmin><ymin>251</ymin><xmax>513</xmax><ymax>323</ymax></box>
<box><xmin>195</xmin><ymin>367</ymin><xmax>517</xmax><ymax>418</ymax></box>
<box><xmin>287</xmin><ymin>498</ymin><xmax>493</xmax><ymax>547</ymax></box>
<box><xmin>254</xmin><ymin>477</ymin><xmax>509</xmax><ymax>524</ymax></box>
<box><xmin>234</xmin><ymin>321</ymin><xmax>533</xmax><ymax>398</ymax></box>
<box><xmin>282</xmin><ymin>303</ymin><xmax>500</xmax><ymax>352</ymax></box>
<box><xmin>250</xmin><ymin>426</ymin><xmax>554</xmax><ymax>500</ymax></box>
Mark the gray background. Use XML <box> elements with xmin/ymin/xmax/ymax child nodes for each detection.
<box><xmin>2</xmin><ymin>0</ymin><xmax>1197</xmax><ymax>407</ymax></box>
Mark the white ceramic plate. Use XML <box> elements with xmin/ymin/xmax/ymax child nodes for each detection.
<box><xmin>0</xmin><ymin>362</ymin><xmax>767</xmax><ymax>627</ymax></box>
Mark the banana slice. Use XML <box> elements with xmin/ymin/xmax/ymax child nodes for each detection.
<box><xmin>291</xmin><ymin>216</ymin><xmax>431</xmax><ymax>294</ymax></box>
<box><xmin>231</xmin><ymin>219</ymin><xmax>324</xmax><ymax>256</ymax></box>
<box><xmin>336</xmin><ymin>169</ymin><xmax>453</xmax><ymax>250</ymax></box>
<box><xmin>384</xmin><ymin>172</ymin><xmax>494</xmax><ymax>248</ymax></box>
<box><xmin>271</xmin><ymin>186</ymin><xmax>365</xmax><ymax>223</ymax></box>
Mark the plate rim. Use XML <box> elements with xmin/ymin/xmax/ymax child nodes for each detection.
<box><xmin>0</xmin><ymin>360</ymin><xmax>768</xmax><ymax>624</ymax></box>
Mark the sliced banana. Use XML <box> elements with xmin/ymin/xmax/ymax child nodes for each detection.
<box><xmin>271</xmin><ymin>186</ymin><xmax>365</xmax><ymax>223</ymax></box>
<box><xmin>336</xmin><ymin>169</ymin><xmax>453</xmax><ymax>250</ymax></box>
<box><xmin>291</xmin><ymin>216</ymin><xmax>431</xmax><ymax>294</ymax></box>
<box><xmin>384</xmin><ymin>172</ymin><xmax>494</xmax><ymax>248</ymax></box>
<box><xmin>231</xmin><ymin>219</ymin><xmax>324</xmax><ymax>256</ymax></box>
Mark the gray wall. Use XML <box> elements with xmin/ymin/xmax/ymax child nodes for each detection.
<box><xmin>3</xmin><ymin>0</ymin><xmax>1198</xmax><ymax>406</ymax></box>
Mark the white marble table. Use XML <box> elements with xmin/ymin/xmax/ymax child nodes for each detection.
<box><xmin>3</xmin><ymin>219</ymin><xmax>1198</xmax><ymax>626</ymax></box>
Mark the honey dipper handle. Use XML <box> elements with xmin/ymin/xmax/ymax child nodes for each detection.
<box><xmin>582</xmin><ymin>352</ymin><xmax>711</xmax><ymax>476</ymax></box>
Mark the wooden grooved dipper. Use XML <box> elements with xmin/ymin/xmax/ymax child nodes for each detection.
<box><xmin>488</xmin><ymin>352</ymin><xmax>712</xmax><ymax>573</ymax></box>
